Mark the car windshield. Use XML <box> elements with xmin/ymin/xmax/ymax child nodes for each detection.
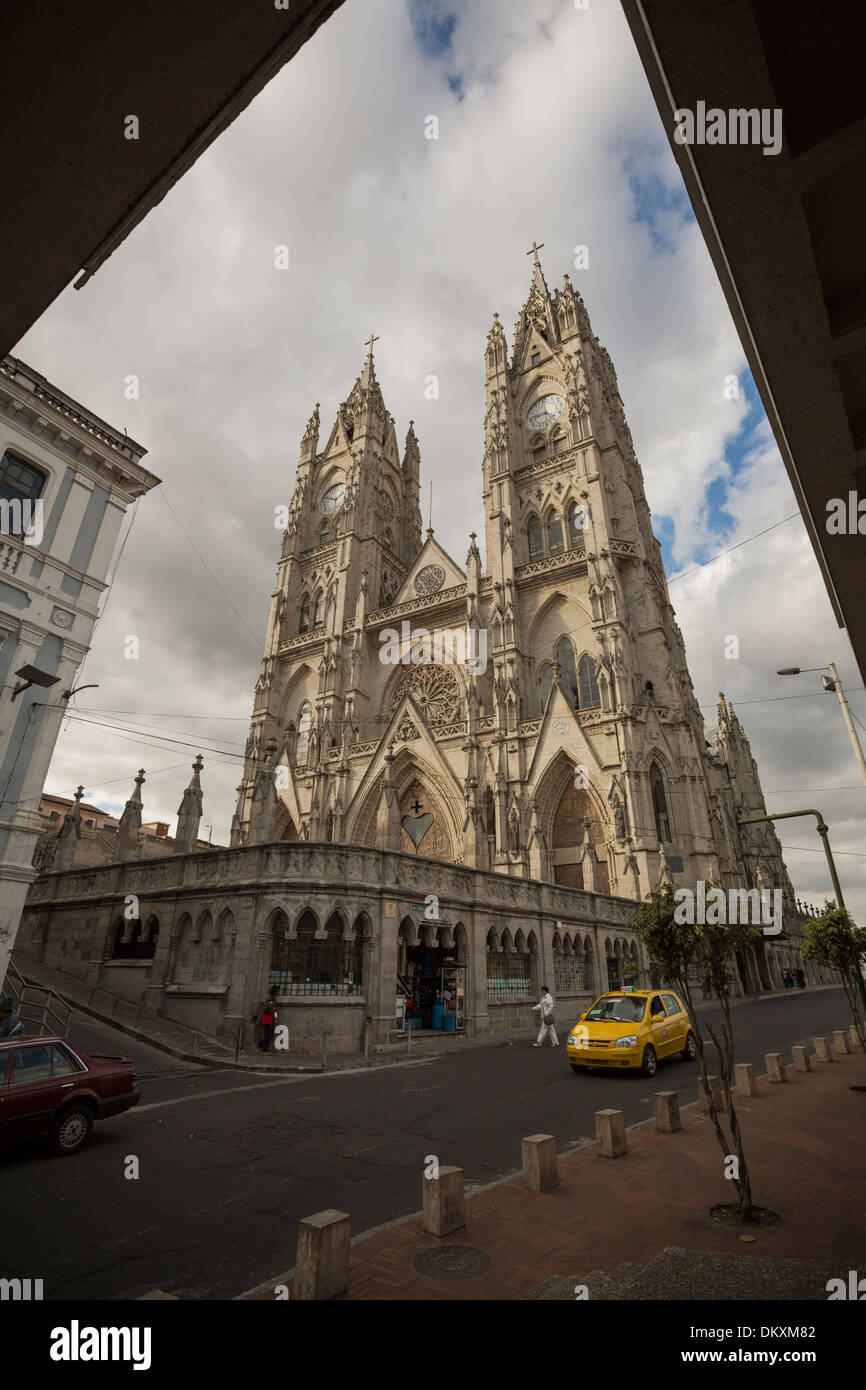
<box><xmin>585</xmin><ymin>995</ymin><xmax>647</xmax><ymax>1024</ymax></box>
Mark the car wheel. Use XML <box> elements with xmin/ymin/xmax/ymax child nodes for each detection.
<box><xmin>681</xmin><ymin>1030</ymin><xmax>697</xmax><ymax>1062</ymax></box>
<box><xmin>641</xmin><ymin>1044</ymin><xmax>657</xmax><ymax>1078</ymax></box>
<box><xmin>570</xmin><ymin>1062</ymin><xmax>583</xmax><ymax>1073</ymax></box>
<box><xmin>48</xmin><ymin>1104</ymin><xmax>93</xmax><ymax>1156</ymax></box>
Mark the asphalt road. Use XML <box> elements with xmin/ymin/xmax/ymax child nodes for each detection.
<box><xmin>2</xmin><ymin>988</ymin><xmax>852</xmax><ymax>1301</ymax></box>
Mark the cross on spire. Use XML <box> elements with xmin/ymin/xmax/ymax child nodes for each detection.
<box><xmin>364</xmin><ymin>332</ymin><xmax>379</xmax><ymax>356</ymax></box>
<box><xmin>526</xmin><ymin>240</ymin><xmax>545</xmax><ymax>265</ymax></box>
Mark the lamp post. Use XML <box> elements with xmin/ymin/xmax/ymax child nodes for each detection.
<box><xmin>777</xmin><ymin>663</ymin><xmax>866</xmax><ymax>790</ymax></box>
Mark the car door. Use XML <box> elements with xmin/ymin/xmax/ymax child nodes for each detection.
<box><xmin>662</xmin><ymin>993</ymin><xmax>688</xmax><ymax>1050</ymax></box>
<box><xmin>2</xmin><ymin>1043</ymin><xmax>79</xmax><ymax>1140</ymax></box>
<box><xmin>646</xmin><ymin>994</ymin><xmax>671</xmax><ymax>1057</ymax></box>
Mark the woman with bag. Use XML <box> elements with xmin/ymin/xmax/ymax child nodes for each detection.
<box><xmin>258</xmin><ymin>987</ymin><xmax>278</xmax><ymax>1052</ymax></box>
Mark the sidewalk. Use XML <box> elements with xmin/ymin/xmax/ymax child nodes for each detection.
<box><xmin>239</xmin><ymin>1042</ymin><xmax>866</xmax><ymax>1300</ymax></box>
<box><xmin>12</xmin><ymin>952</ymin><xmax>841</xmax><ymax>1076</ymax></box>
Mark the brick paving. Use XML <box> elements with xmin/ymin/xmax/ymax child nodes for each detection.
<box><xmin>241</xmin><ymin>1047</ymin><xmax>866</xmax><ymax>1300</ymax></box>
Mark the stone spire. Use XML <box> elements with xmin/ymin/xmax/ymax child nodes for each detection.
<box><xmin>300</xmin><ymin>402</ymin><xmax>320</xmax><ymax>464</ymax></box>
<box><xmin>117</xmin><ymin>769</ymin><xmax>145</xmax><ymax>860</ymax></box>
<box><xmin>53</xmin><ymin>785</ymin><xmax>84</xmax><ymax>870</ymax></box>
<box><xmin>174</xmin><ymin>754</ymin><xmax>204</xmax><ymax>854</ymax></box>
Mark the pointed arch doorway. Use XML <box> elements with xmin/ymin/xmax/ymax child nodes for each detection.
<box><xmin>551</xmin><ymin>783</ymin><xmax>610</xmax><ymax>894</ymax></box>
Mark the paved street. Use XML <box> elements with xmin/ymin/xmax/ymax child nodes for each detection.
<box><xmin>1</xmin><ymin>988</ymin><xmax>852</xmax><ymax>1301</ymax></box>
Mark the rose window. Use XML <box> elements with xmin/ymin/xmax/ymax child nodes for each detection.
<box><xmin>390</xmin><ymin>663</ymin><xmax>461</xmax><ymax>726</ymax></box>
<box><xmin>414</xmin><ymin>564</ymin><xmax>445</xmax><ymax>595</ymax></box>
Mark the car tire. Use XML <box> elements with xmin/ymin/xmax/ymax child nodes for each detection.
<box><xmin>681</xmin><ymin>1030</ymin><xmax>697</xmax><ymax>1062</ymax></box>
<box><xmin>570</xmin><ymin>1062</ymin><xmax>583</xmax><ymax>1073</ymax></box>
<box><xmin>641</xmin><ymin>1044</ymin><xmax>658</xmax><ymax>1078</ymax></box>
<box><xmin>48</xmin><ymin>1104</ymin><xmax>93</xmax><ymax>1156</ymax></box>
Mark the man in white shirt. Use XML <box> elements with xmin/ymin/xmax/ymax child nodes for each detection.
<box><xmin>532</xmin><ymin>985</ymin><xmax>558</xmax><ymax>1047</ymax></box>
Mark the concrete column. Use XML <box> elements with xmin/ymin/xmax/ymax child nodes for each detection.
<box><xmin>422</xmin><ymin>1165</ymin><xmax>465</xmax><ymax>1236</ymax></box>
<box><xmin>294</xmin><ymin>1209</ymin><xmax>350</xmax><ymax>1300</ymax></box>
<box><xmin>522</xmin><ymin>1133</ymin><xmax>558</xmax><ymax>1191</ymax></box>
<box><xmin>833</xmin><ymin>1029</ymin><xmax>851</xmax><ymax>1055</ymax></box>
<box><xmin>595</xmin><ymin>1108</ymin><xmax>627</xmax><ymax>1157</ymax></box>
<box><xmin>653</xmin><ymin>1091</ymin><xmax>681</xmax><ymax>1132</ymax></box>
<box><xmin>814</xmin><ymin>1036</ymin><xmax>833</xmax><ymax>1062</ymax></box>
<box><xmin>850</xmin><ymin>1024</ymin><xmax>864</xmax><ymax>1052</ymax></box>
<box><xmin>734</xmin><ymin>1062</ymin><xmax>757</xmax><ymax>1096</ymax></box>
<box><xmin>470</xmin><ymin>913</ymin><xmax>490</xmax><ymax>1036</ymax></box>
<box><xmin>698</xmin><ymin>1075</ymin><xmax>725</xmax><ymax>1111</ymax></box>
<box><xmin>791</xmin><ymin>1046</ymin><xmax>811</xmax><ymax>1073</ymax></box>
<box><xmin>765</xmin><ymin>1052</ymin><xmax>786</xmax><ymax>1083</ymax></box>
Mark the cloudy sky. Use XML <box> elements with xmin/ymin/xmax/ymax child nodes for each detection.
<box><xmin>18</xmin><ymin>0</ymin><xmax>866</xmax><ymax>914</ymax></box>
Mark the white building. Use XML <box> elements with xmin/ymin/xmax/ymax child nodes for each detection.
<box><xmin>0</xmin><ymin>355</ymin><xmax>158</xmax><ymax>980</ymax></box>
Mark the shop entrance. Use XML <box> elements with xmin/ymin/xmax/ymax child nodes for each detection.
<box><xmin>399</xmin><ymin>942</ymin><xmax>466</xmax><ymax>1032</ymax></box>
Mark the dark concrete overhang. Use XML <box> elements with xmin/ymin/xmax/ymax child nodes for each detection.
<box><xmin>1</xmin><ymin>0</ymin><xmax>345</xmax><ymax>357</ymax></box>
<box><xmin>621</xmin><ymin>0</ymin><xmax>866</xmax><ymax>682</ymax></box>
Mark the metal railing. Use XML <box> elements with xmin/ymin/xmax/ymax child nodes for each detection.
<box><xmin>3</xmin><ymin>959</ymin><xmax>72</xmax><ymax>1036</ymax></box>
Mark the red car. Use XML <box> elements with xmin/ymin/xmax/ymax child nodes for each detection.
<box><xmin>0</xmin><ymin>1036</ymin><xmax>140</xmax><ymax>1156</ymax></box>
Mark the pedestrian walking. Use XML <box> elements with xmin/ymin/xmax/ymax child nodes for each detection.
<box><xmin>796</xmin><ymin>967</ymin><xmax>805</xmax><ymax>989</ymax></box>
<box><xmin>785</xmin><ymin>968</ymin><xmax>794</xmax><ymax>989</ymax></box>
<box><xmin>531</xmin><ymin>985</ymin><xmax>558</xmax><ymax>1047</ymax></box>
<box><xmin>257</xmin><ymin>987</ymin><xmax>278</xmax><ymax>1052</ymax></box>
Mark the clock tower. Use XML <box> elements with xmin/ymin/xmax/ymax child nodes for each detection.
<box><xmin>230</xmin><ymin>340</ymin><xmax>422</xmax><ymax>845</ymax></box>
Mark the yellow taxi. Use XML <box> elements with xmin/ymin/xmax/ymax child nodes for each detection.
<box><xmin>566</xmin><ymin>989</ymin><xmax>696</xmax><ymax>1077</ymax></box>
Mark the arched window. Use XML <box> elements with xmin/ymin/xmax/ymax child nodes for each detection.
<box><xmin>552</xmin><ymin>430</ymin><xmax>567</xmax><ymax>455</ymax></box>
<box><xmin>313</xmin><ymin>590</ymin><xmax>325</xmax><ymax>628</ymax></box>
<box><xmin>650</xmin><ymin>764</ymin><xmax>671</xmax><ymax>842</ymax></box>
<box><xmin>556</xmin><ymin>637</ymin><xmax>578</xmax><ymax>709</ymax></box>
<box><xmin>319</xmin><ymin>519</ymin><xmax>330</xmax><ymax>545</ymax></box>
<box><xmin>269</xmin><ymin>910</ymin><xmax>364</xmax><ymax>997</ymax></box>
<box><xmin>531</xmin><ymin>435</ymin><xmax>546</xmax><ymax>457</ymax></box>
<box><xmin>578</xmin><ymin>653</ymin><xmax>601</xmax><ymax>708</ymax></box>
<box><xmin>547</xmin><ymin>512</ymin><xmax>564</xmax><ymax>555</ymax></box>
<box><xmin>568</xmin><ymin>502</ymin><xmax>584</xmax><ymax>548</ymax></box>
<box><xmin>527</xmin><ymin>515</ymin><xmax>544</xmax><ymax>561</ymax></box>
<box><xmin>296</xmin><ymin>701</ymin><xmax>312</xmax><ymax>765</ymax></box>
<box><xmin>538</xmin><ymin>662</ymin><xmax>553</xmax><ymax>711</ymax></box>
<box><xmin>299</xmin><ymin>593</ymin><xmax>311</xmax><ymax>633</ymax></box>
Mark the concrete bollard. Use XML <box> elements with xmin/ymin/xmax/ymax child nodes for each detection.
<box><xmin>698</xmin><ymin>1075</ymin><xmax>726</xmax><ymax>1112</ymax></box>
<box><xmin>422</xmin><ymin>1165</ymin><xmax>465</xmax><ymax>1236</ymax></box>
<box><xmin>522</xmin><ymin>1134</ymin><xmax>558</xmax><ymax>1192</ymax></box>
<box><xmin>653</xmin><ymin>1091</ymin><xmax>681</xmax><ymax>1133</ymax></box>
<box><xmin>595</xmin><ymin>1108</ymin><xmax>627</xmax><ymax>1158</ymax></box>
<box><xmin>765</xmin><ymin>1052</ymin><xmax>787</xmax><ymax>1083</ymax></box>
<box><xmin>734</xmin><ymin>1062</ymin><xmax>757</xmax><ymax>1097</ymax></box>
<box><xmin>833</xmin><ymin>1029</ymin><xmax>851</xmax><ymax>1055</ymax></box>
<box><xmin>850</xmin><ymin>1025</ymin><xmax>864</xmax><ymax>1052</ymax></box>
<box><xmin>814</xmin><ymin>1036</ymin><xmax>833</xmax><ymax>1062</ymax></box>
<box><xmin>294</xmin><ymin>1209</ymin><xmax>351</xmax><ymax>1300</ymax></box>
<box><xmin>791</xmin><ymin>1046</ymin><xmax>811</xmax><ymax>1073</ymax></box>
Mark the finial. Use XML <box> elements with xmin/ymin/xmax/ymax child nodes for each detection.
<box><xmin>526</xmin><ymin>239</ymin><xmax>545</xmax><ymax>265</ymax></box>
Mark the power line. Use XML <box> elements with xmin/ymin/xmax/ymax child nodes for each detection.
<box><xmin>667</xmin><ymin>512</ymin><xmax>801</xmax><ymax>585</ymax></box>
<box><xmin>157</xmin><ymin>486</ymin><xmax>264</xmax><ymax>650</ymax></box>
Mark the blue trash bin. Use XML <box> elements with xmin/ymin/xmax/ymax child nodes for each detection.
<box><xmin>432</xmin><ymin>1003</ymin><xmax>445</xmax><ymax>1031</ymax></box>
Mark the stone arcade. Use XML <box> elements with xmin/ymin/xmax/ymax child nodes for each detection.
<box><xmin>16</xmin><ymin>254</ymin><xmax>814</xmax><ymax>1052</ymax></box>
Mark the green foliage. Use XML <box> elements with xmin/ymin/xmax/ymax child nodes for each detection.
<box><xmin>630</xmin><ymin>885</ymin><xmax>695</xmax><ymax>988</ymax></box>
<box><xmin>802</xmin><ymin>902</ymin><xmax>866</xmax><ymax>974</ymax></box>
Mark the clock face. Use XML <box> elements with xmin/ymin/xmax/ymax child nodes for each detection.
<box><xmin>321</xmin><ymin>484</ymin><xmax>345</xmax><ymax>515</ymax></box>
<box><xmin>527</xmin><ymin>394</ymin><xmax>565</xmax><ymax>431</ymax></box>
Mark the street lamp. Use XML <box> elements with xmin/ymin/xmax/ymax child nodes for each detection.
<box><xmin>777</xmin><ymin>663</ymin><xmax>866</xmax><ymax>790</ymax></box>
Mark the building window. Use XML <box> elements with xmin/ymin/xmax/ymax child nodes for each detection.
<box><xmin>295</xmin><ymin>702</ymin><xmax>312</xmax><ymax>766</ymax></box>
<box><xmin>527</xmin><ymin>515</ymin><xmax>543</xmax><ymax>560</ymax></box>
<box><xmin>553</xmin><ymin>940</ymin><xmax>590</xmax><ymax>994</ymax></box>
<box><xmin>269</xmin><ymin>911</ymin><xmax>363</xmax><ymax>997</ymax></box>
<box><xmin>578</xmin><ymin>653</ymin><xmax>601</xmax><ymax>708</ymax></box>
<box><xmin>486</xmin><ymin>938</ymin><xmax>533</xmax><ymax>999</ymax></box>
<box><xmin>318</xmin><ymin>519</ymin><xmax>330</xmax><ymax>545</ymax></box>
<box><xmin>568</xmin><ymin>502</ymin><xmax>584</xmax><ymax>547</ymax></box>
<box><xmin>531</xmin><ymin>349</ymin><xmax>541</xmax><ymax>366</ymax></box>
<box><xmin>538</xmin><ymin>662</ymin><xmax>553</xmax><ymax>712</ymax></box>
<box><xmin>313</xmin><ymin>590</ymin><xmax>325</xmax><ymax>628</ymax></box>
<box><xmin>0</xmin><ymin>450</ymin><xmax>47</xmax><ymax>505</ymax></box>
<box><xmin>547</xmin><ymin>512</ymin><xmax>564</xmax><ymax>555</ymax></box>
<box><xmin>299</xmin><ymin>593</ymin><xmax>311</xmax><ymax>633</ymax></box>
<box><xmin>650</xmin><ymin>763</ymin><xmax>671</xmax><ymax>842</ymax></box>
<box><xmin>552</xmin><ymin>431</ymin><xmax>567</xmax><ymax>455</ymax></box>
<box><xmin>556</xmin><ymin>637</ymin><xmax>578</xmax><ymax>709</ymax></box>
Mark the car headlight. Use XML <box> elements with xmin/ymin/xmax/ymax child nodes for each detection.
<box><xmin>614</xmin><ymin>1035</ymin><xmax>637</xmax><ymax>1048</ymax></box>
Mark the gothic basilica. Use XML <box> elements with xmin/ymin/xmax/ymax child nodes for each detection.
<box><xmin>19</xmin><ymin>253</ymin><xmax>813</xmax><ymax>1053</ymax></box>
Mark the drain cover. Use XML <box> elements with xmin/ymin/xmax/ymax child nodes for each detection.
<box><xmin>412</xmin><ymin>1245</ymin><xmax>492</xmax><ymax>1281</ymax></box>
<box><xmin>850</xmin><ymin>1086</ymin><xmax>866</xmax><ymax>1092</ymax></box>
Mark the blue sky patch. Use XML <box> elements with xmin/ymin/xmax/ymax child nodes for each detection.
<box><xmin>407</xmin><ymin>0</ymin><xmax>458</xmax><ymax>59</ymax></box>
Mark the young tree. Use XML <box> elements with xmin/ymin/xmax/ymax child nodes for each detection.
<box><xmin>631</xmin><ymin>885</ymin><xmax>761</xmax><ymax>1223</ymax></box>
<box><xmin>802</xmin><ymin>903</ymin><xmax>866</xmax><ymax>1051</ymax></box>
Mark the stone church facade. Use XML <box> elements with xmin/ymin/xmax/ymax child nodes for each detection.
<box><xmin>16</xmin><ymin>255</ymin><xmax>814</xmax><ymax>1051</ymax></box>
